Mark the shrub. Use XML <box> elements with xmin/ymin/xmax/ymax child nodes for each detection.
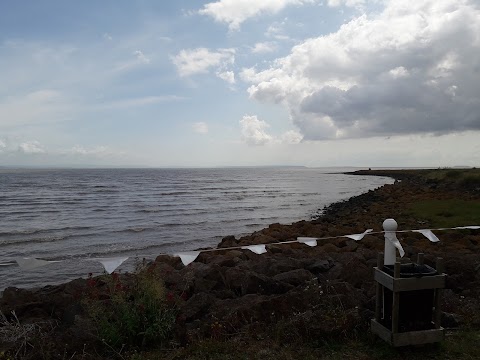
<box><xmin>82</xmin><ymin>262</ymin><xmax>177</xmax><ymax>350</ymax></box>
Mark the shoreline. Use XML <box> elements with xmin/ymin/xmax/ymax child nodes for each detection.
<box><xmin>0</xmin><ymin>169</ymin><xmax>393</xmax><ymax>292</ymax></box>
<box><xmin>1</xmin><ymin>168</ymin><xmax>479</xmax><ymax>358</ymax></box>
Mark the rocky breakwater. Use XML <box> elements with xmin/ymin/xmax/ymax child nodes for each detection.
<box><xmin>1</xmin><ymin>169</ymin><xmax>480</xmax><ymax>353</ymax></box>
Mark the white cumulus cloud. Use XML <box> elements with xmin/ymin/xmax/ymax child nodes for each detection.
<box><xmin>199</xmin><ymin>0</ymin><xmax>315</xmax><ymax>30</ymax></box>
<box><xmin>251</xmin><ymin>42</ymin><xmax>278</xmax><ymax>54</ymax></box>
<box><xmin>242</xmin><ymin>0</ymin><xmax>480</xmax><ymax>140</ymax></box>
<box><xmin>280</xmin><ymin>130</ymin><xmax>303</xmax><ymax>144</ymax></box>
<box><xmin>172</xmin><ymin>48</ymin><xmax>235</xmax><ymax>77</ymax></box>
<box><xmin>216</xmin><ymin>70</ymin><xmax>236</xmax><ymax>84</ymax></box>
<box><xmin>239</xmin><ymin>115</ymin><xmax>303</xmax><ymax>145</ymax></box>
<box><xmin>240</xmin><ymin>115</ymin><xmax>274</xmax><ymax>145</ymax></box>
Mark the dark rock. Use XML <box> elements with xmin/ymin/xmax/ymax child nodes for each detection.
<box><xmin>273</xmin><ymin>269</ymin><xmax>316</xmax><ymax>287</ymax></box>
<box><xmin>218</xmin><ymin>235</ymin><xmax>238</xmax><ymax>248</ymax></box>
<box><xmin>250</xmin><ymin>257</ymin><xmax>303</xmax><ymax>277</ymax></box>
<box><xmin>307</xmin><ymin>259</ymin><xmax>334</xmax><ymax>274</ymax></box>
<box><xmin>441</xmin><ymin>312</ymin><xmax>463</xmax><ymax>328</ymax></box>
<box><xmin>181</xmin><ymin>292</ymin><xmax>217</xmax><ymax>321</ymax></box>
<box><xmin>225</xmin><ymin>268</ymin><xmax>293</xmax><ymax>296</ymax></box>
<box><xmin>155</xmin><ymin>254</ymin><xmax>184</xmax><ymax>269</ymax></box>
<box><xmin>339</xmin><ymin>240</ymin><xmax>359</xmax><ymax>252</ymax></box>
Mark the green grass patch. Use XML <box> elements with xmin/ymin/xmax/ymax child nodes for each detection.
<box><xmin>422</xmin><ymin>168</ymin><xmax>480</xmax><ymax>187</ymax></box>
<box><xmin>409</xmin><ymin>199</ymin><xmax>480</xmax><ymax>227</ymax></box>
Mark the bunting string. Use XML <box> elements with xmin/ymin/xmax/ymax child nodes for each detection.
<box><xmin>1</xmin><ymin>225</ymin><xmax>478</xmax><ymax>270</ymax></box>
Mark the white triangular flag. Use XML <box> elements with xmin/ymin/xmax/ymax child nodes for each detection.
<box><xmin>241</xmin><ymin>244</ymin><xmax>267</xmax><ymax>255</ymax></box>
<box><xmin>454</xmin><ymin>226</ymin><xmax>480</xmax><ymax>230</ymax></box>
<box><xmin>297</xmin><ymin>237</ymin><xmax>318</xmax><ymax>247</ymax></box>
<box><xmin>384</xmin><ymin>232</ymin><xmax>405</xmax><ymax>257</ymax></box>
<box><xmin>413</xmin><ymin>229</ymin><xmax>440</xmax><ymax>242</ymax></box>
<box><xmin>88</xmin><ymin>257</ymin><xmax>129</xmax><ymax>274</ymax></box>
<box><xmin>175</xmin><ymin>251</ymin><xmax>200</xmax><ymax>266</ymax></box>
<box><xmin>344</xmin><ymin>229</ymin><xmax>373</xmax><ymax>241</ymax></box>
<box><xmin>15</xmin><ymin>257</ymin><xmax>57</xmax><ymax>270</ymax></box>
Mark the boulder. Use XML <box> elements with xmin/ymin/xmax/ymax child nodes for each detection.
<box><xmin>224</xmin><ymin>268</ymin><xmax>293</xmax><ymax>296</ymax></box>
<box><xmin>218</xmin><ymin>235</ymin><xmax>238</xmax><ymax>248</ymax></box>
<box><xmin>181</xmin><ymin>292</ymin><xmax>217</xmax><ymax>321</ymax></box>
<box><xmin>273</xmin><ymin>269</ymin><xmax>316</xmax><ymax>287</ymax></box>
<box><xmin>307</xmin><ymin>259</ymin><xmax>334</xmax><ymax>274</ymax></box>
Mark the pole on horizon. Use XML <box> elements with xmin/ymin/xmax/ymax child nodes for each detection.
<box><xmin>383</xmin><ymin>218</ymin><xmax>397</xmax><ymax>265</ymax></box>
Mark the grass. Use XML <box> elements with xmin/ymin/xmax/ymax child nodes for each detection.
<box><xmin>408</xmin><ymin>199</ymin><xmax>480</xmax><ymax>228</ymax></box>
<box><xmin>422</xmin><ymin>168</ymin><xmax>480</xmax><ymax>188</ymax></box>
<box><xmin>127</xmin><ymin>330</ymin><xmax>480</xmax><ymax>360</ymax></box>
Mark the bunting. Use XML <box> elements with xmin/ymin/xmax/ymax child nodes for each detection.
<box><xmin>297</xmin><ymin>237</ymin><xmax>317</xmax><ymax>247</ymax></box>
<box><xmin>15</xmin><ymin>257</ymin><xmax>60</xmax><ymax>271</ymax></box>
<box><xmin>174</xmin><ymin>251</ymin><xmax>200</xmax><ymax>266</ymax></box>
<box><xmin>384</xmin><ymin>231</ymin><xmax>405</xmax><ymax>257</ymax></box>
<box><xmin>413</xmin><ymin>229</ymin><xmax>440</xmax><ymax>243</ymax></box>
<box><xmin>87</xmin><ymin>257</ymin><xmax>129</xmax><ymax>274</ymax></box>
<box><xmin>241</xmin><ymin>244</ymin><xmax>267</xmax><ymax>254</ymax></box>
<box><xmin>1</xmin><ymin>225</ymin><xmax>478</xmax><ymax>275</ymax></box>
<box><xmin>344</xmin><ymin>229</ymin><xmax>373</xmax><ymax>241</ymax></box>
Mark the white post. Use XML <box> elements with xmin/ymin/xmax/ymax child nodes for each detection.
<box><xmin>383</xmin><ymin>218</ymin><xmax>398</xmax><ymax>266</ymax></box>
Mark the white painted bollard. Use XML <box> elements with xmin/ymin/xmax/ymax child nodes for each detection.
<box><xmin>383</xmin><ymin>218</ymin><xmax>398</xmax><ymax>266</ymax></box>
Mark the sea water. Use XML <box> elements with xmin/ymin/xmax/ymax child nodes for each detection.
<box><xmin>0</xmin><ymin>167</ymin><xmax>393</xmax><ymax>289</ymax></box>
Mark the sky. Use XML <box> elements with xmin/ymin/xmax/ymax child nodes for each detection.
<box><xmin>0</xmin><ymin>0</ymin><xmax>479</xmax><ymax>168</ymax></box>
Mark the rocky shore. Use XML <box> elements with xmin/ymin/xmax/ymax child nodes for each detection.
<box><xmin>1</xmin><ymin>169</ymin><xmax>479</xmax><ymax>359</ymax></box>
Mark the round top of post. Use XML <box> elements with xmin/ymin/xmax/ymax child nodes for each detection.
<box><xmin>383</xmin><ymin>218</ymin><xmax>398</xmax><ymax>231</ymax></box>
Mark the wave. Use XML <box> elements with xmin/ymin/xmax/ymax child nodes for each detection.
<box><xmin>72</xmin><ymin>240</ymin><xmax>185</xmax><ymax>258</ymax></box>
<box><xmin>115</xmin><ymin>227</ymin><xmax>152</xmax><ymax>233</ymax></box>
<box><xmin>0</xmin><ymin>235</ymin><xmax>69</xmax><ymax>247</ymax></box>
<box><xmin>0</xmin><ymin>226</ymin><xmax>93</xmax><ymax>237</ymax></box>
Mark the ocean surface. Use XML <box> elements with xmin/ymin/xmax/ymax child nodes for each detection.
<box><xmin>0</xmin><ymin>167</ymin><xmax>393</xmax><ymax>290</ymax></box>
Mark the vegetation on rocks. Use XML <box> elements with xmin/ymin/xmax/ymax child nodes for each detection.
<box><xmin>82</xmin><ymin>262</ymin><xmax>178</xmax><ymax>350</ymax></box>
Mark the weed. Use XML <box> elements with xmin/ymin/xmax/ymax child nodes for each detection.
<box><xmin>0</xmin><ymin>310</ymin><xmax>56</xmax><ymax>359</ymax></box>
<box><xmin>82</xmin><ymin>261</ymin><xmax>177</xmax><ymax>351</ymax></box>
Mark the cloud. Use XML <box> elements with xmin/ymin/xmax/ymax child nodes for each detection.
<box><xmin>265</xmin><ymin>21</ymin><xmax>291</xmax><ymax>40</ymax></box>
<box><xmin>18</xmin><ymin>141</ymin><xmax>46</xmax><ymax>154</ymax></box>
<box><xmin>68</xmin><ymin>145</ymin><xmax>111</xmax><ymax>156</ymax></box>
<box><xmin>239</xmin><ymin>115</ymin><xmax>302</xmax><ymax>145</ymax></box>
<box><xmin>251</xmin><ymin>42</ymin><xmax>278</xmax><ymax>54</ymax></box>
<box><xmin>172</xmin><ymin>48</ymin><xmax>235</xmax><ymax>77</ymax></box>
<box><xmin>100</xmin><ymin>95</ymin><xmax>184</xmax><ymax>109</ymax></box>
<box><xmin>192</xmin><ymin>122</ymin><xmax>209</xmax><ymax>134</ymax></box>
<box><xmin>326</xmin><ymin>0</ymin><xmax>367</xmax><ymax>8</ymax></box>
<box><xmin>0</xmin><ymin>90</ymin><xmax>71</xmax><ymax>128</ymax></box>
<box><xmin>114</xmin><ymin>50</ymin><xmax>152</xmax><ymax>72</ymax></box>
<box><xmin>280</xmin><ymin>130</ymin><xmax>303</xmax><ymax>144</ymax></box>
<box><xmin>199</xmin><ymin>0</ymin><xmax>315</xmax><ymax>30</ymax></box>
<box><xmin>216</xmin><ymin>70</ymin><xmax>236</xmax><ymax>84</ymax></box>
<box><xmin>133</xmin><ymin>50</ymin><xmax>150</xmax><ymax>64</ymax></box>
<box><xmin>0</xmin><ymin>139</ymin><xmax>6</xmax><ymax>152</ymax></box>
<box><xmin>240</xmin><ymin>115</ymin><xmax>274</xmax><ymax>145</ymax></box>
<box><xmin>242</xmin><ymin>0</ymin><xmax>480</xmax><ymax>140</ymax></box>
<box><xmin>103</xmin><ymin>33</ymin><xmax>113</xmax><ymax>41</ymax></box>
